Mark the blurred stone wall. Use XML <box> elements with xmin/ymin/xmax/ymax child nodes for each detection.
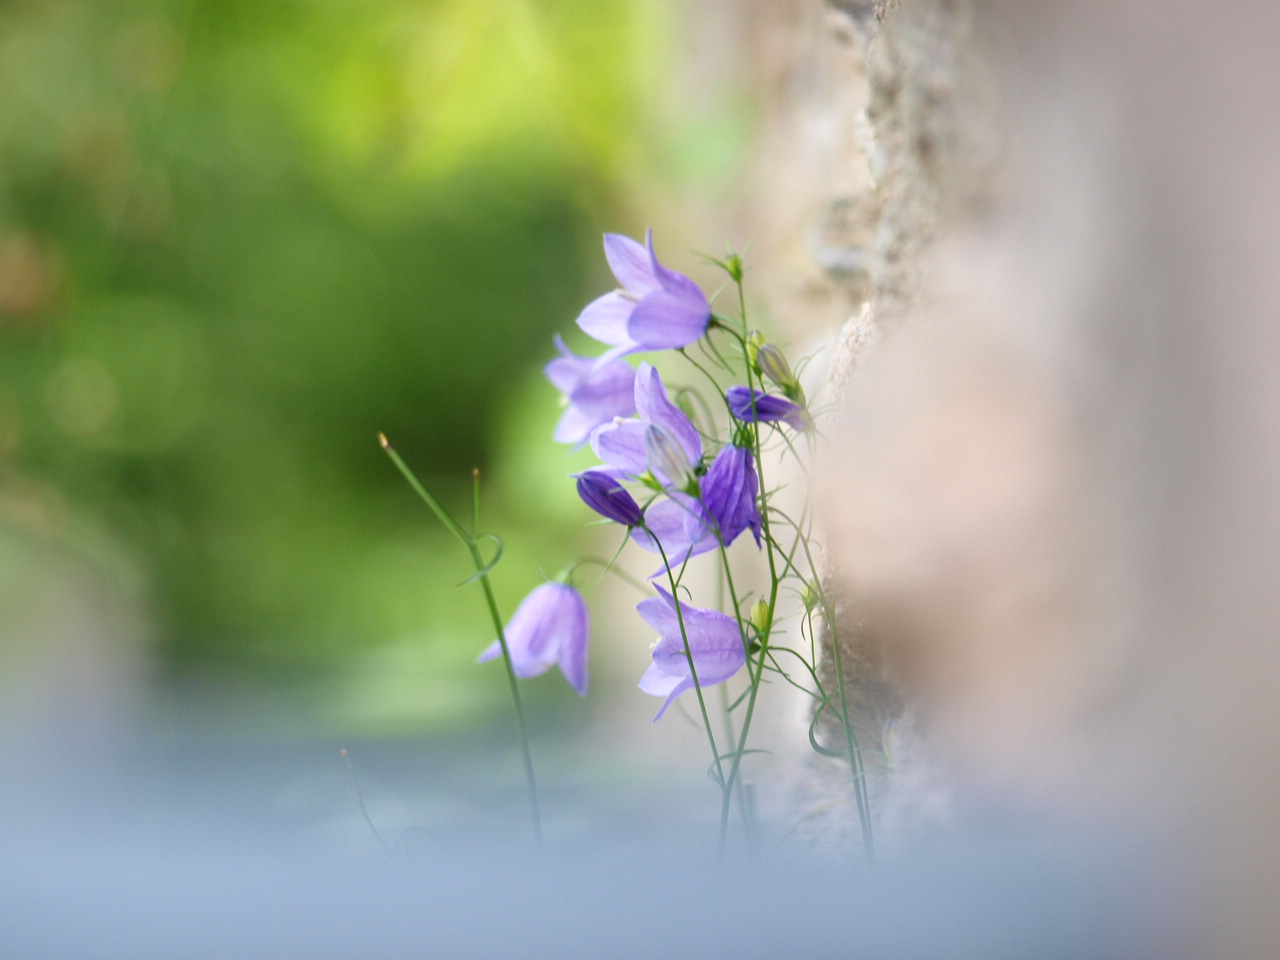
<box><xmin>740</xmin><ymin>1</ymin><xmax>1280</xmax><ymax>957</ymax></box>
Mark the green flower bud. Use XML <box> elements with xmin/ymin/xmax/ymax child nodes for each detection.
<box><xmin>750</xmin><ymin>598</ymin><xmax>771</xmax><ymax>635</ymax></box>
<box><xmin>800</xmin><ymin>580</ymin><xmax>821</xmax><ymax>613</ymax></box>
<box><xmin>724</xmin><ymin>251</ymin><xmax>745</xmax><ymax>284</ymax></box>
<box><xmin>756</xmin><ymin>343</ymin><xmax>795</xmax><ymax>390</ymax></box>
<box><xmin>745</xmin><ymin>330</ymin><xmax>765</xmax><ymax>370</ymax></box>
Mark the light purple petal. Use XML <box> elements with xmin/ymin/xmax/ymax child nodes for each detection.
<box><xmin>556</xmin><ymin>591</ymin><xmax>590</xmax><ymax>696</ymax></box>
<box><xmin>544</xmin><ymin>335</ymin><xmax>593</xmax><ymax>394</ymax></box>
<box><xmin>479</xmin><ymin>583</ymin><xmax>588</xmax><ymax>688</ymax></box>
<box><xmin>638</xmin><ymin>664</ymin><xmax>694</xmax><ymax>721</ymax></box>
<box><xmin>635</xmin><ymin>589</ymin><xmax>682</xmax><ymax>638</ymax></box>
<box><xmin>651</xmin><ymin>628</ymin><xmax>745</xmax><ymax>686</ymax></box>
<box><xmin>569</xmin><ymin>360</ymin><xmax>636</xmax><ymax>419</ymax></box>
<box><xmin>634</xmin><ymin>363</ymin><xmax>702</xmax><ymax>465</ymax></box>
<box><xmin>635</xmin><ymin>585</ymin><xmax>746</xmax><ymax>720</ymax></box>
<box><xmin>639</xmin><ymin>662</ymin><xmax>683</xmax><ymax>696</ymax></box>
<box><xmin>546</xmin><ymin>337</ymin><xmax>636</xmax><ymax>448</ymax></box>
<box><xmin>627</xmin><ymin>289</ymin><xmax>711</xmax><ymax>351</ymax></box>
<box><xmin>643</xmin><ymin>589</ymin><xmax>745</xmax><ymax>686</ymax></box>
<box><xmin>604</xmin><ymin>232</ymin><xmax>662</xmax><ymax>295</ymax></box>
<box><xmin>647</xmin><ymin>230</ymin><xmax>711</xmax><ymax>305</ymax></box>
<box><xmin>577</xmin><ymin>290</ymin><xmax>636</xmax><ymax>346</ymax></box>
<box><xmin>631</xmin><ymin>496</ymin><xmax>717</xmax><ymax>575</ymax></box>
<box><xmin>553</xmin><ymin>405</ymin><xmax>601</xmax><ymax>448</ymax></box>
<box><xmin>591</xmin><ymin>418</ymin><xmax>649</xmax><ymax>476</ymax></box>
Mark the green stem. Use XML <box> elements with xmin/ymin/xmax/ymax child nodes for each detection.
<box><xmin>719</xmin><ymin>276</ymin><xmax>782</xmax><ymax>844</ymax></box>
<box><xmin>781</xmin><ymin>496</ymin><xmax>874</xmax><ymax>860</ymax></box>
<box><xmin>828</xmin><ymin>609</ymin><xmax>873</xmax><ymax>860</ymax></box>
<box><xmin>381</xmin><ymin>435</ymin><xmax>542</xmax><ymax>847</ymax></box>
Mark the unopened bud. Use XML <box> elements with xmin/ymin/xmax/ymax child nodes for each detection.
<box><xmin>724</xmin><ymin>251</ymin><xmax>745</xmax><ymax>284</ymax></box>
<box><xmin>645</xmin><ymin>424</ymin><xmax>697</xmax><ymax>494</ymax></box>
<box><xmin>800</xmin><ymin>580</ymin><xmax>821</xmax><ymax>613</ymax></box>
<box><xmin>750</xmin><ymin>598</ymin><xmax>771</xmax><ymax>635</ymax></box>
<box><xmin>745</xmin><ymin>330</ymin><xmax>765</xmax><ymax>369</ymax></box>
<box><xmin>756</xmin><ymin>343</ymin><xmax>795</xmax><ymax>389</ymax></box>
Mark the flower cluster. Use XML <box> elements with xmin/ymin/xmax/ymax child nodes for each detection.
<box><xmin>493</xmin><ymin>230</ymin><xmax>812</xmax><ymax>719</ymax></box>
<box><xmin>390</xmin><ymin>228</ymin><xmax>872</xmax><ymax>855</ymax></box>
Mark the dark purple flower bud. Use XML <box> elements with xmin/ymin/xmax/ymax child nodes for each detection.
<box><xmin>575</xmin><ymin>470</ymin><xmax>643</xmax><ymax>527</ymax></box>
<box><xmin>576</xmin><ymin>229</ymin><xmax>712</xmax><ymax>361</ymax></box>
<box><xmin>477</xmin><ymin>582</ymin><xmax>590</xmax><ymax>696</ymax></box>
<box><xmin>687</xmin><ymin>444</ymin><xmax>761</xmax><ymax>547</ymax></box>
<box><xmin>636</xmin><ymin>586</ymin><xmax>746</xmax><ymax>720</ymax></box>
<box><xmin>726</xmin><ymin>386</ymin><xmax>810</xmax><ymax>431</ymax></box>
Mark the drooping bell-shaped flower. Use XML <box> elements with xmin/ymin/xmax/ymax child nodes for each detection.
<box><xmin>544</xmin><ymin>335</ymin><xmax>637</xmax><ymax>448</ymax></box>
<box><xmin>636</xmin><ymin>586</ymin><xmax>746</xmax><ymax>720</ymax></box>
<box><xmin>591</xmin><ymin>363</ymin><xmax>702</xmax><ymax>483</ymax></box>
<box><xmin>726</xmin><ymin>386</ymin><xmax>810</xmax><ymax>431</ymax></box>
<box><xmin>477</xmin><ymin>582</ymin><xmax>589</xmax><ymax>696</ymax></box>
<box><xmin>684</xmin><ymin>443</ymin><xmax>761</xmax><ymax>548</ymax></box>
<box><xmin>575</xmin><ymin>470</ymin><xmax>643</xmax><ymax>527</ymax></box>
<box><xmin>576</xmin><ymin>230</ymin><xmax>712</xmax><ymax>361</ymax></box>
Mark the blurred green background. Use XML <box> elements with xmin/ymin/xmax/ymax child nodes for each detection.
<box><xmin>0</xmin><ymin>0</ymin><xmax>745</xmax><ymax>736</ymax></box>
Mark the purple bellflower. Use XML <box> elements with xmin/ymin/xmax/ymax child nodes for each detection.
<box><xmin>576</xmin><ymin>230</ymin><xmax>712</xmax><ymax>362</ymax></box>
<box><xmin>726</xmin><ymin>386</ymin><xmax>810</xmax><ymax>431</ymax></box>
<box><xmin>684</xmin><ymin>444</ymin><xmax>762</xmax><ymax>548</ymax></box>
<box><xmin>575</xmin><ymin>470</ymin><xmax>643</xmax><ymax>526</ymax></box>
<box><xmin>545</xmin><ymin>335</ymin><xmax>637</xmax><ymax>447</ymax></box>
<box><xmin>630</xmin><ymin>496</ymin><xmax>715</xmax><ymax>574</ymax></box>
<box><xmin>636</xmin><ymin>586</ymin><xmax>746</xmax><ymax>720</ymax></box>
<box><xmin>591</xmin><ymin>363</ymin><xmax>702</xmax><ymax>485</ymax></box>
<box><xmin>478</xmin><ymin>582</ymin><xmax>589</xmax><ymax>696</ymax></box>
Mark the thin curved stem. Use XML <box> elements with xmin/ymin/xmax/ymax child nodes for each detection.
<box><xmin>381</xmin><ymin>436</ymin><xmax>542</xmax><ymax>846</ymax></box>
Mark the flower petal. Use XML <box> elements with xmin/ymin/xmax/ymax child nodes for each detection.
<box><xmin>726</xmin><ymin>386</ymin><xmax>810</xmax><ymax>430</ymax></box>
<box><xmin>569</xmin><ymin>360</ymin><xmax>636</xmax><ymax>419</ymax></box>
<box><xmin>627</xmin><ymin>289</ymin><xmax>711</xmax><ymax>351</ymax></box>
<box><xmin>591</xmin><ymin>418</ymin><xmax>649</xmax><ymax>477</ymax></box>
<box><xmin>483</xmin><ymin>583</ymin><xmax>573</xmax><ymax>679</ymax></box>
<box><xmin>638</xmin><ymin>664</ymin><xmax>693</xmax><ymax>721</ymax></box>
<box><xmin>634</xmin><ymin>363</ymin><xmax>702</xmax><ymax>465</ymax></box>
<box><xmin>553</xmin><ymin>405</ymin><xmax>601</xmax><ymax>447</ymax></box>
<box><xmin>651</xmin><ymin>631</ymin><xmax>744</xmax><ymax>687</ymax></box>
<box><xmin>575</xmin><ymin>470</ymin><xmax>643</xmax><ymax>527</ymax></box>
<box><xmin>604</xmin><ymin>232</ymin><xmax>661</xmax><ymax>295</ymax></box>
<box><xmin>556</xmin><ymin>589</ymin><xmax>590</xmax><ymax>696</ymax></box>
<box><xmin>544</xmin><ymin>334</ymin><xmax>593</xmax><ymax>394</ymax></box>
<box><xmin>577</xmin><ymin>290</ymin><xmax>636</xmax><ymax>346</ymax></box>
<box><xmin>631</xmin><ymin>496</ymin><xmax>718</xmax><ymax>574</ymax></box>
<box><xmin>695</xmin><ymin>445</ymin><xmax>761</xmax><ymax>547</ymax></box>
<box><xmin>635</xmin><ymin>586</ymin><xmax>746</xmax><ymax>719</ymax></box>
<box><xmin>643</xmin><ymin>589</ymin><xmax>745</xmax><ymax>686</ymax></box>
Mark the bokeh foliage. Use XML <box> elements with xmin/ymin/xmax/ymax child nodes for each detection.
<box><xmin>0</xmin><ymin>0</ymin><xmax>669</xmax><ymax>730</ymax></box>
